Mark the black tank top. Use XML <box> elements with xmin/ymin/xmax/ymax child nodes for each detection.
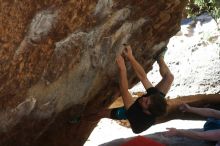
<box><xmin>126</xmin><ymin>87</ymin><xmax>165</xmax><ymax>134</ymax></box>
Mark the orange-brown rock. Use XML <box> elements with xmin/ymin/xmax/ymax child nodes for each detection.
<box><xmin>0</xmin><ymin>0</ymin><xmax>193</xmax><ymax>146</ymax></box>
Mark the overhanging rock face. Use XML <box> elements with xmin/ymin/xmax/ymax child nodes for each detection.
<box><xmin>0</xmin><ymin>0</ymin><xmax>187</xmax><ymax>145</ymax></box>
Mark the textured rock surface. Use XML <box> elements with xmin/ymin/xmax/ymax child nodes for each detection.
<box><xmin>0</xmin><ymin>0</ymin><xmax>189</xmax><ymax>146</ymax></box>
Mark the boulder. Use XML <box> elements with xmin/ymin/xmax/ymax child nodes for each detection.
<box><xmin>0</xmin><ymin>0</ymin><xmax>191</xmax><ymax>145</ymax></box>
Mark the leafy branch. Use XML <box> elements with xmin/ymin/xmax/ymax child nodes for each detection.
<box><xmin>186</xmin><ymin>0</ymin><xmax>220</xmax><ymax>20</ymax></box>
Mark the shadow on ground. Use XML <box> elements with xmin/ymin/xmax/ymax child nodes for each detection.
<box><xmin>99</xmin><ymin>129</ymin><xmax>215</xmax><ymax>146</ymax></box>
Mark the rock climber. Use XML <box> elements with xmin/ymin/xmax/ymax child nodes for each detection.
<box><xmin>90</xmin><ymin>44</ymin><xmax>174</xmax><ymax>134</ymax></box>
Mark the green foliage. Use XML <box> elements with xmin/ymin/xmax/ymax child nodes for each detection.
<box><xmin>186</xmin><ymin>0</ymin><xmax>220</xmax><ymax>20</ymax></box>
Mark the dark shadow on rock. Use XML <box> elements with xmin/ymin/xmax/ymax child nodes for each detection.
<box><xmin>181</xmin><ymin>13</ymin><xmax>213</xmax><ymax>26</ymax></box>
<box><xmin>99</xmin><ymin>129</ymin><xmax>215</xmax><ymax>146</ymax></box>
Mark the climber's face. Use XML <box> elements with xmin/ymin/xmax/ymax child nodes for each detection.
<box><xmin>139</xmin><ymin>96</ymin><xmax>151</xmax><ymax>115</ymax></box>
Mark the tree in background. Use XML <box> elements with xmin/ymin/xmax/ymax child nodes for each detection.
<box><xmin>186</xmin><ymin>0</ymin><xmax>220</xmax><ymax>20</ymax></box>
